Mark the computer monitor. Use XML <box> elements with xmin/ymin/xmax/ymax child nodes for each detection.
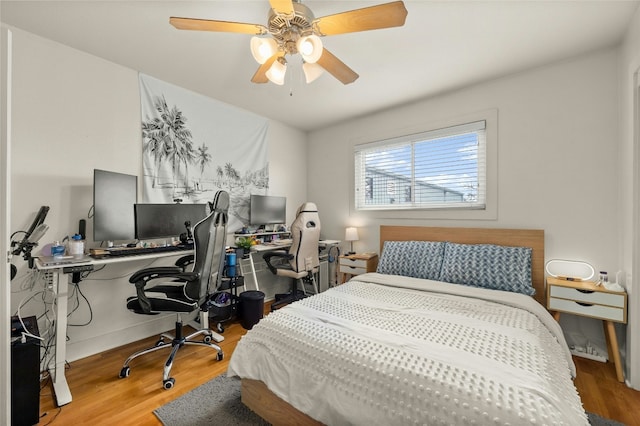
<box><xmin>134</xmin><ymin>203</ymin><xmax>208</xmax><ymax>240</ymax></box>
<box><xmin>250</xmin><ymin>195</ymin><xmax>286</xmax><ymax>226</ymax></box>
<box><xmin>93</xmin><ymin>169</ymin><xmax>138</xmax><ymax>242</ymax></box>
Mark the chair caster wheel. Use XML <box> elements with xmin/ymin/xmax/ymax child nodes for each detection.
<box><xmin>119</xmin><ymin>366</ymin><xmax>130</xmax><ymax>379</ymax></box>
<box><xmin>155</xmin><ymin>339</ymin><xmax>164</xmax><ymax>347</ymax></box>
<box><xmin>216</xmin><ymin>323</ymin><xmax>225</xmax><ymax>333</ymax></box>
<box><xmin>203</xmin><ymin>335</ymin><xmax>212</xmax><ymax>344</ymax></box>
<box><xmin>163</xmin><ymin>378</ymin><xmax>175</xmax><ymax>389</ymax></box>
<box><xmin>217</xmin><ymin>352</ymin><xmax>224</xmax><ymax>361</ymax></box>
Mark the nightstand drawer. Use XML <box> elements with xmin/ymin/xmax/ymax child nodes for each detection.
<box><xmin>549</xmin><ymin>286</ymin><xmax>625</xmax><ymax>308</ymax></box>
<box><xmin>548</xmin><ymin>297</ymin><xmax>625</xmax><ymax>322</ymax></box>
<box><xmin>546</xmin><ymin>276</ymin><xmax>627</xmax><ymax>382</ymax></box>
<box><xmin>339</xmin><ymin>265</ymin><xmax>368</xmax><ymax>275</ymax></box>
<box><xmin>339</xmin><ymin>258</ymin><xmax>368</xmax><ymax>269</ymax></box>
<box><xmin>338</xmin><ymin>254</ymin><xmax>378</xmax><ymax>283</ymax></box>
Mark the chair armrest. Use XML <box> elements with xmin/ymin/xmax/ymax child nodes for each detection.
<box><xmin>128</xmin><ymin>266</ymin><xmax>201</xmax><ymax>314</ymax></box>
<box><xmin>128</xmin><ymin>266</ymin><xmax>198</xmax><ymax>284</ymax></box>
<box><xmin>262</xmin><ymin>250</ymin><xmax>293</xmax><ymax>275</ymax></box>
<box><xmin>175</xmin><ymin>255</ymin><xmax>194</xmax><ymax>271</ymax></box>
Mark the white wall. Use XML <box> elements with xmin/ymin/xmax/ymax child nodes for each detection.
<box><xmin>619</xmin><ymin>6</ymin><xmax>640</xmax><ymax>388</ymax></box>
<box><xmin>7</xmin><ymin>27</ymin><xmax>307</xmax><ymax>362</ymax></box>
<box><xmin>1</xmin><ymin>26</ymin><xmax>13</xmax><ymax>426</ymax></box>
<box><xmin>308</xmin><ymin>48</ymin><xmax>622</xmax><ymax>362</ymax></box>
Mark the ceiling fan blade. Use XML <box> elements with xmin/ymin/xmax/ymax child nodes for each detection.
<box><xmin>316</xmin><ymin>48</ymin><xmax>359</xmax><ymax>85</ymax></box>
<box><xmin>170</xmin><ymin>17</ymin><xmax>267</xmax><ymax>35</ymax></box>
<box><xmin>251</xmin><ymin>53</ymin><xmax>282</xmax><ymax>84</ymax></box>
<box><xmin>269</xmin><ymin>0</ymin><xmax>294</xmax><ymax>15</ymax></box>
<box><xmin>314</xmin><ymin>1</ymin><xmax>408</xmax><ymax>36</ymax></box>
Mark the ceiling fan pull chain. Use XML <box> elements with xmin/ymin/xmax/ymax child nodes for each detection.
<box><xmin>288</xmin><ymin>60</ymin><xmax>296</xmax><ymax>96</ymax></box>
<box><xmin>289</xmin><ymin>71</ymin><xmax>294</xmax><ymax>96</ymax></box>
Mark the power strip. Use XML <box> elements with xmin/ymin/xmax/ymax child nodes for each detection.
<box><xmin>62</xmin><ymin>264</ymin><xmax>94</xmax><ymax>274</ymax></box>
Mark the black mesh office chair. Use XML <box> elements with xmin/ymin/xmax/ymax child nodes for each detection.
<box><xmin>118</xmin><ymin>191</ymin><xmax>229</xmax><ymax>390</ymax></box>
<box><xmin>263</xmin><ymin>202</ymin><xmax>321</xmax><ymax>311</ymax></box>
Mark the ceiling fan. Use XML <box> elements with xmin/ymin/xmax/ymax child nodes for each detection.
<box><xmin>169</xmin><ymin>0</ymin><xmax>408</xmax><ymax>85</ymax></box>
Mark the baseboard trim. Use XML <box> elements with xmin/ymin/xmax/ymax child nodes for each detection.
<box><xmin>65</xmin><ymin>313</ymin><xmax>192</xmax><ymax>362</ymax></box>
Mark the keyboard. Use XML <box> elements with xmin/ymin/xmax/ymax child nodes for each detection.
<box><xmin>100</xmin><ymin>243</ymin><xmax>193</xmax><ymax>257</ymax></box>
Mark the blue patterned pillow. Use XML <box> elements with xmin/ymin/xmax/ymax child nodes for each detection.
<box><xmin>439</xmin><ymin>242</ymin><xmax>534</xmax><ymax>295</ymax></box>
<box><xmin>377</xmin><ymin>241</ymin><xmax>445</xmax><ymax>280</ymax></box>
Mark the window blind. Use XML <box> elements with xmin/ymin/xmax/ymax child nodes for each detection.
<box><xmin>354</xmin><ymin>120</ymin><xmax>486</xmax><ymax>210</ymax></box>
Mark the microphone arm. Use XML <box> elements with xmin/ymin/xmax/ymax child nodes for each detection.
<box><xmin>10</xmin><ymin>206</ymin><xmax>50</xmax><ymax>273</ymax></box>
<box><xmin>11</xmin><ymin>205</ymin><xmax>50</xmax><ymax>256</ymax></box>
<box><xmin>11</xmin><ymin>223</ymin><xmax>49</xmax><ymax>257</ymax></box>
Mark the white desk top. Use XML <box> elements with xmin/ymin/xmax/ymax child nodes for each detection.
<box><xmin>250</xmin><ymin>239</ymin><xmax>340</xmax><ymax>253</ymax></box>
<box><xmin>34</xmin><ymin>249</ymin><xmax>194</xmax><ymax>270</ymax></box>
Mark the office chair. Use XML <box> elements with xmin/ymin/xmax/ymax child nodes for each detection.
<box><xmin>118</xmin><ymin>190</ymin><xmax>229</xmax><ymax>390</ymax></box>
<box><xmin>263</xmin><ymin>202</ymin><xmax>321</xmax><ymax>311</ymax></box>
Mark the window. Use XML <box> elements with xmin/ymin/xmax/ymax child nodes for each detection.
<box><xmin>354</xmin><ymin>120</ymin><xmax>486</xmax><ymax>211</ymax></box>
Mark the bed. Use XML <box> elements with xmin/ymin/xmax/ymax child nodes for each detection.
<box><xmin>227</xmin><ymin>226</ymin><xmax>587</xmax><ymax>425</ymax></box>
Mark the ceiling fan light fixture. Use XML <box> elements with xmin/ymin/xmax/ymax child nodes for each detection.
<box><xmin>250</xmin><ymin>37</ymin><xmax>278</xmax><ymax>64</ymax></box>
<box><xmin>170</xmin><ymin>1</ymin><xmax>408</xmax><ymax>86</ymax></box>
<box><xmin>302</xmin><ymin>61</ymin><xmax>324</xmax><ymax>83</ymax></box>
<box><xmin>266</xmin><ymin>57</ymin><xmax>287</xmax><ymax>85</ymax></box>
<box><xmin>297</xmin><ymin>34</ymin><xmax>323</xmax><ymax>63</ymax></box>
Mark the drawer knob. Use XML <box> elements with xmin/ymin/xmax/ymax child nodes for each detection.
<box><xmin>576</xmin><ymin>301</ymin><xmax>594</xmax><ymax>307</ymax></box>
<box><xmin>577</xmin><ymin>289</ymin><xmax>595</xmax><ymax>294</ymax></box>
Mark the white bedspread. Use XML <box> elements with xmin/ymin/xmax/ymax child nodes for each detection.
<box><xmin>228</xmin><ymin>273</ymin><xmax>587</xmax><ymax>425</ymax></box>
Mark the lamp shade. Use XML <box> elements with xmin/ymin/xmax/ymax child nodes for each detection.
<box><xmin>302</xmin><ymin>62</ymin><xmax>324</xmax><ymax>83</ymax></box>
<box><xmin>250</xmin><ymin>37</ymin><xmax>278</xmax><ymax>64</ymax></box>
<box><xmin>266</xmin><ymin>57</ymin><xmax>287</xmax><ymax>85</ymax></box>
<box><xmin>345</xmin><ymin>227</ymin><xmax>359</xmax><ymax>242</ymax></box>
<box><xmin>297</xmin><ymin>34</ymin><xmax>323</xmax><ymax>64</ymax></box>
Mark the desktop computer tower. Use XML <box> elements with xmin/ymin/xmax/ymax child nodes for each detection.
<box><xmin>11</xmin><ymin>316</ymin><xmax>40</xmax><ymax>426</ymax></box>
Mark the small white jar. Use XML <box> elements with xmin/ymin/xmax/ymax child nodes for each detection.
<box><xmin>68</xmin><ymin>234</ymin><xmax>85</xmax><ymax>258</ymax></box>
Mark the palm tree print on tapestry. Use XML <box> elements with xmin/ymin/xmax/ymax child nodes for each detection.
<box><xmin>139</xmin><ymin>73</ymin><xmax>269</xmax><ymax>232</ymax></box>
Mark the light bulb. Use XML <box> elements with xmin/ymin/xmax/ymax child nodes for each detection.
<box><xmin>250</xmin><ymin>37</ymin><xmax>277</xmax><ymax>64</ymax></box>
<box><xmin>296</xmin><ymin>35</ymin><xmax>323</xmax><ymax>64</ymax></box>
<box><xmin>266</xmin><ymin>57</ymin><xmax>287</xmax><ymax>85</ymax></box>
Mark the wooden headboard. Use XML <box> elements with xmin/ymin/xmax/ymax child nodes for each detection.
<box><xmin>379</xmin><ymin>226</ymin><xmax>546</xmax><ymax>305</ymax></box>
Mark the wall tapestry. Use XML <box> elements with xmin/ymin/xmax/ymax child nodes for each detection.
<box><xmin>139</xmin><ymin>73</ymin><xmax>269</xmax><ymax>232</ymax></box>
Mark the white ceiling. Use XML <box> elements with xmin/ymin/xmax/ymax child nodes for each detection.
<box><xmin>1</xmin><ymin>1</ymin><xmax>638</xmax><ymax>132</ymax></box>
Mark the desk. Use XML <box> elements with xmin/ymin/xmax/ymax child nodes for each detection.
<box><xmin>34</xmin><ymin>249</ymin><xmax>221</xmax><ymax>406</ymax></box>
<box><xmin>242</xmin><ymin>240</ymin><xmax>340</xmax><ymax>293</ymax></box>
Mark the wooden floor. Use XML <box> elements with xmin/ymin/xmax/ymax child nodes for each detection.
<box><xmin>37</xmin><ymin>319</ymin><xmax>248</xmax><ymax>426</ymax></box>
<box><xmin>36</xmin><ymin>317</ymin><xmax>640</xmax><ymax>426</ymax></box>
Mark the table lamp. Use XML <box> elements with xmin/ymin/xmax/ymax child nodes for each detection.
<box><xmin>345</xmin><ymin>227</ymin><xmax>359</xmax><ymax>255</ymax></box>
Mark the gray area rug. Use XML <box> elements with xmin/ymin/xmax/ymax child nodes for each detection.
<box><xmin>154</xmin><ymin>373</ymin><xmax>270</xmax><ymax>426</ymax></box>
<box><xmin>155</xmin><ymin>373</ymin><xmax>624</xmax><ymax>426</ymax></box>
<box><xmin>588</xmin><ymin>412</ymin><xmax>627</xmax><ymax>426</ymax></box>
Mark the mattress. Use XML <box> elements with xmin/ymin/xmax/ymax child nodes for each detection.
<box><xmin>228</xmin><ymin>272</ymin><xmax>587</xmax><ymax>425</ymax></box>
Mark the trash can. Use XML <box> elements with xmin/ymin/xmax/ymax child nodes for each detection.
<box><xmin>208</xmin><ymin>291</ymin><xmax>233</xmax><ymax>324</ymax></box>
<box><xmin>239</xmin><ymin>290</ymin><xmax>265</xmax><ymax>330</ymax></box>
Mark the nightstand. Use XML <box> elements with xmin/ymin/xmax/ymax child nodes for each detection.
<box><xmin>546</xmin><ymin>276</ymin><xmax>627</xmax><ymax>382</ymax></box>
<box><xmin>339</xmin><ymin>253</ymin><xmax>378</xmax><ymax>284</ymax></box>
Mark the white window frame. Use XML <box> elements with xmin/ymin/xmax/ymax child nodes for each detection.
<box><xmin>355</xmin><ymin>120</ymin><xmax>486</xmax><ymax>211</ymax></box>
<box><xmin>349</xmin><ymin>109</ymin><xmax>497</xmax><ymax>221</ymax></box>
